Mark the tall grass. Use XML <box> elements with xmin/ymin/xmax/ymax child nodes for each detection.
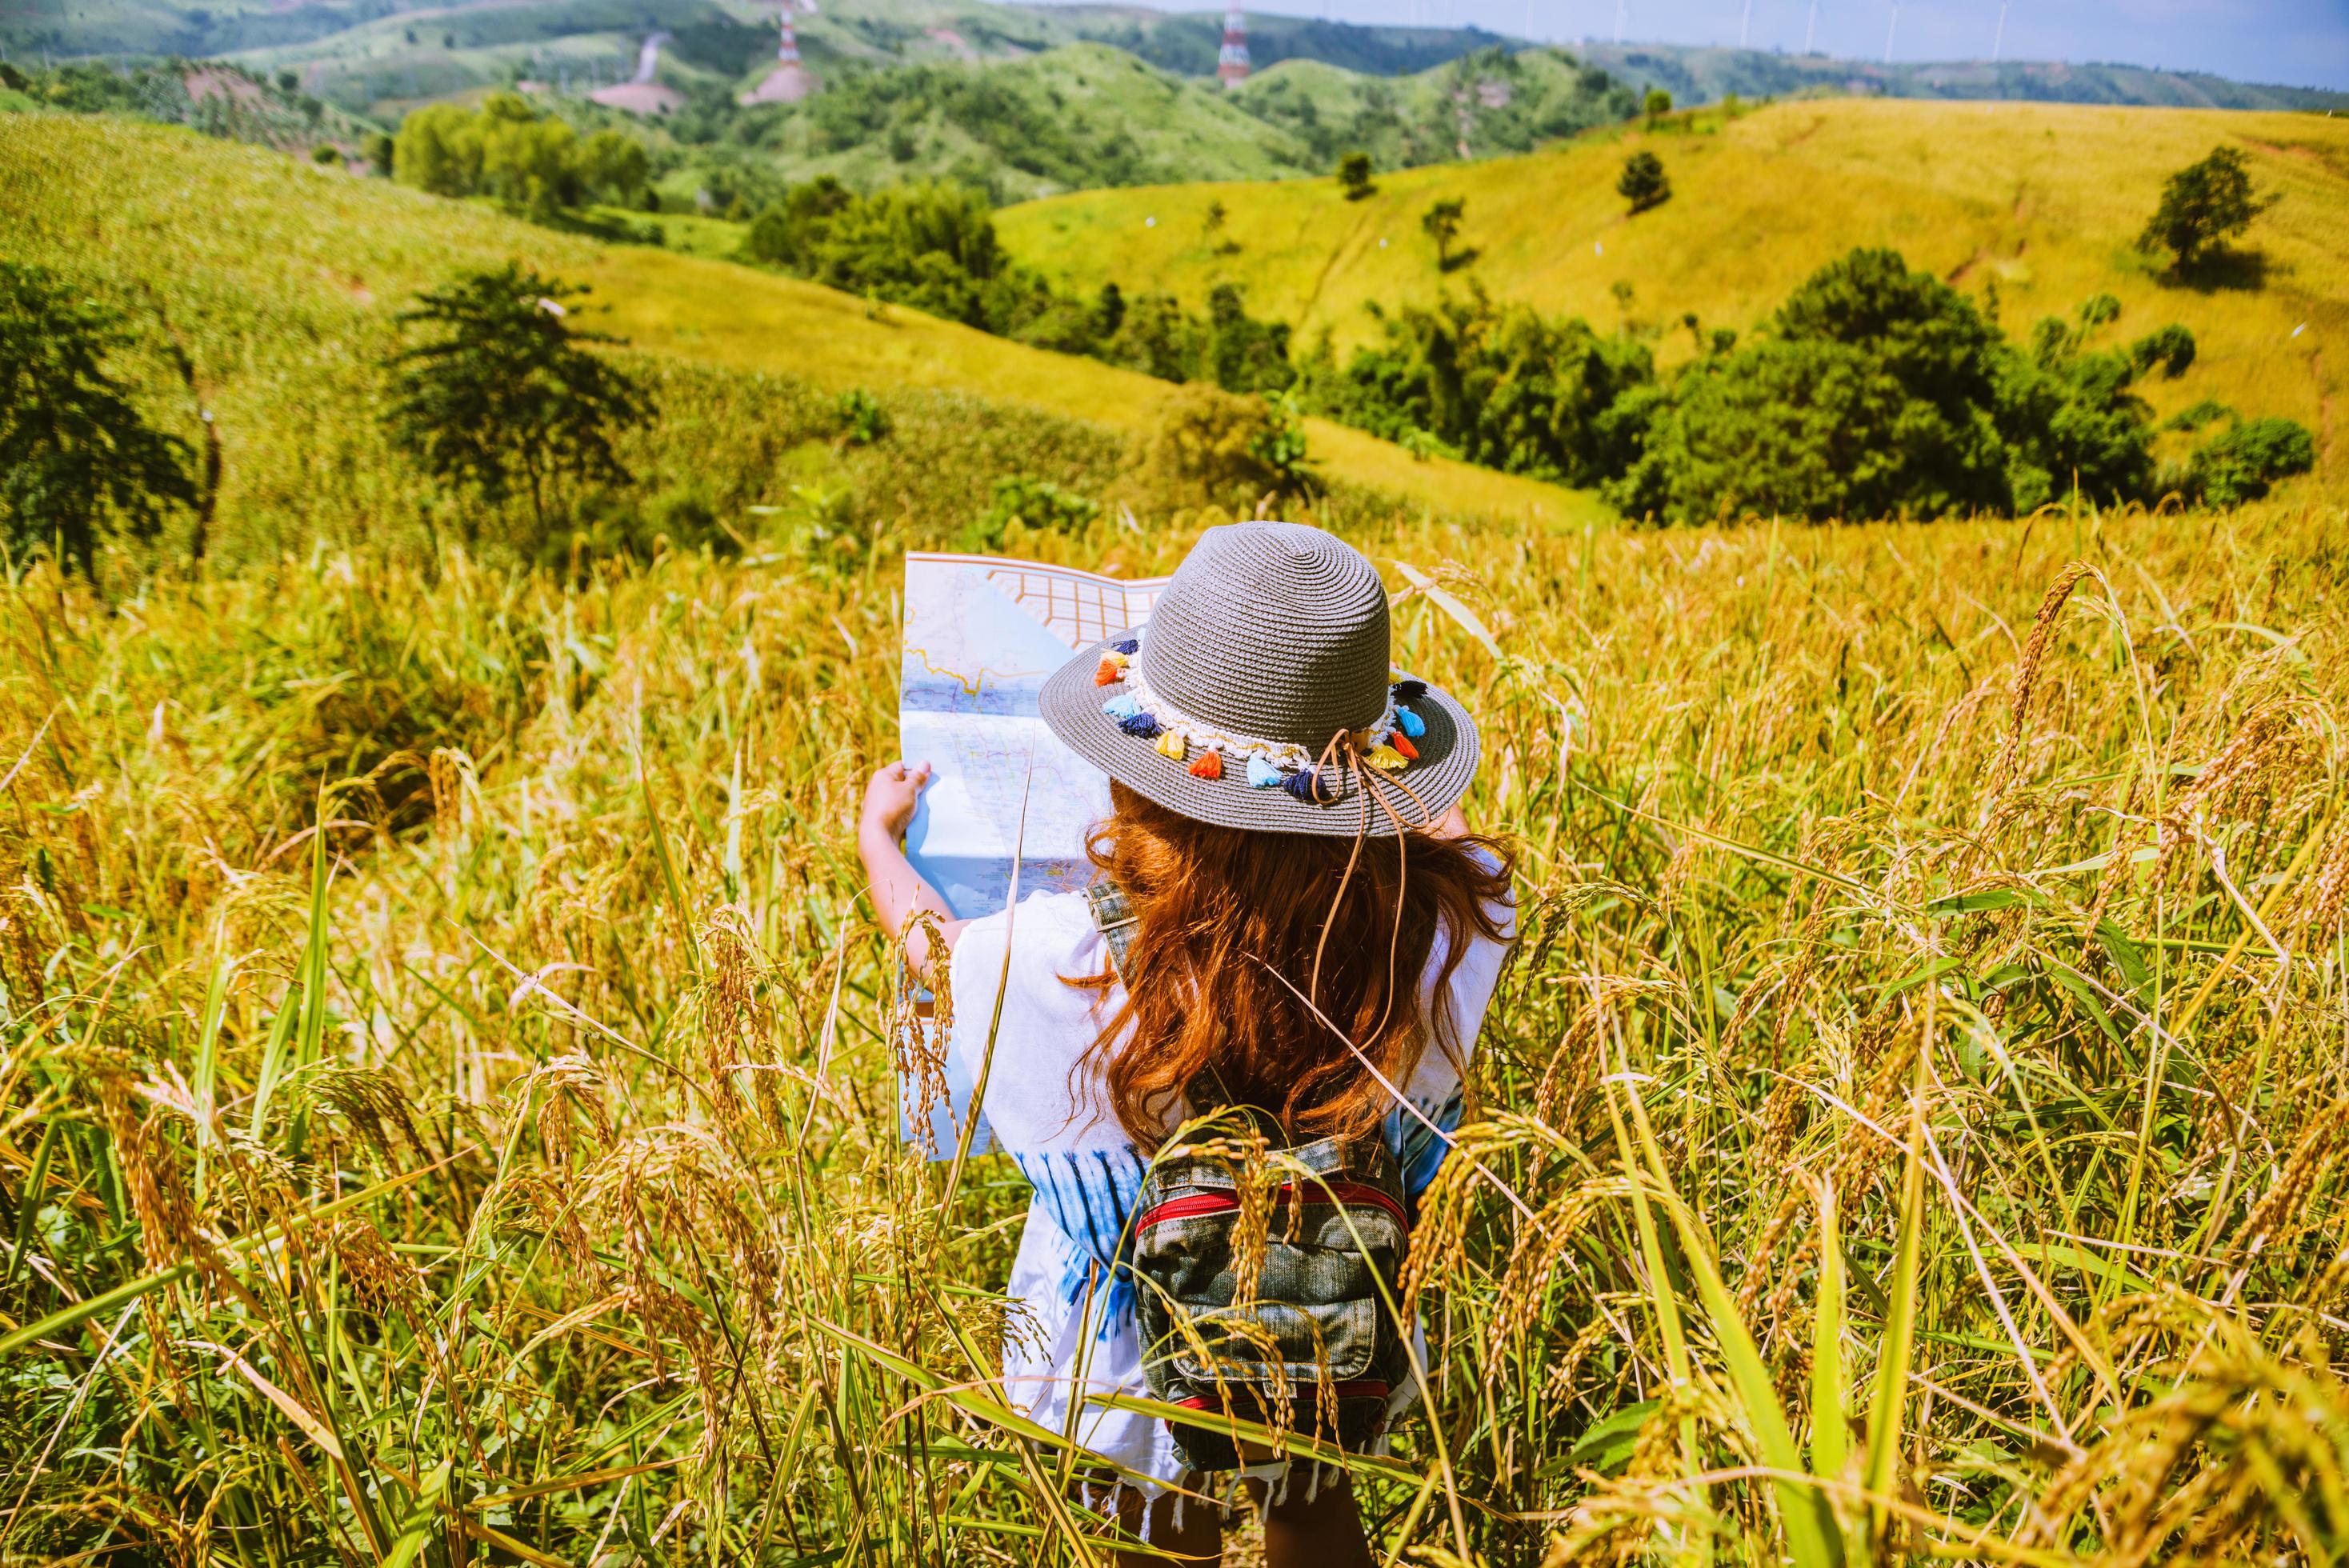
<box><xmin>6</xmin><ymin>491</ymin><xmax>2348</xmax><ymax>1562</ymax></box>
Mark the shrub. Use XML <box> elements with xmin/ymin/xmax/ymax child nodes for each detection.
<box><xmin>1421</xmin><ymin>197</ymin><xmax>1466</xmax><ymax>270</ymax></box>
<box><xmin>1136</xmin><ymin>383</ymin><xmax>1292</xmax><ymax>512</ymax></box>
<box><xmin>386</xmin><ymin>265</ymin><xmax>651</xmax><ymax>536</ymax></box>
<box><xmin>311</xmin><ymin>143</ymin><xmax>341</xmax><ymax>166</ymax></box>
<box><xmin>0</xmin><ymin>261</ymin><xmax>194</xmax><ymax>576</ymax></box>
<box><xmin>1618</xmin><ymin>150</ymin><xmax>1670</xmax><ymax>214</ymax></box>
<box><xmin>2187</xmin><ymin>416</ymin><xmax>2315</xmax><ymax>506</ymax></box>
<box><xmin>2139</xmin><ymin>145</ymin><xmax>2275</xmax><ymax>271</ymax></box>
<box><xmin>834</xmin><ymin>389</ymin><xmax>891</xmax><ymax>446</ymax></box>
<box><xmin>1337</xmin><ymin>150</ymin><xmax>1375</xmax><ymax>201</ymax></box>
<box><xmin>1643</xmin><ymin>86</ymin><xmax>1672</xmax><ymax>127</ymax></box>
<box><xmin>1299</xmin><ymin>289</ymin><xmax>1654</xmax><ymax>488</ymax></box>
<box><xmin>961</xmin><ymin>474</ymin><xmax>1101</xmax><ymax>550</ymax></box>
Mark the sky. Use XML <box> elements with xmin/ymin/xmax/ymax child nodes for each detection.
<box><xmin>1161</xmin><ymin>0</ymin><xmax>2349</xmax><ymax>92</ymax></box>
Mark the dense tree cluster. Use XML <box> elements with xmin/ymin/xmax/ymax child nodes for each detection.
<box><xmin>1299</xmin><ymin>248</ymin><xmax>2312</xmax><ymax>519</ymax></box>
<box><xmin>394</xmin><ymin>93</ymin><xmax>650</xmax><ymax>212</ymax></box>
<box><xmin>739</xmin><ymin>179</ymin><xmax>1295</xmax><ymax>394</ymax></box>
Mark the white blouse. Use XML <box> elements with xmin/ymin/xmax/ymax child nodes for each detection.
<box><xmin>945</xmin><ymin>879</ymin><xmax>1513</xmax><ymax>1492</ymax></box>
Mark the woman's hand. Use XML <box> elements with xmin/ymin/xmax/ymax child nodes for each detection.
<box><xmin>856</xmin><ymin>761</ymin><xmax>964</xmax><ymax>978</ymax></box>
<box><xmin>862</xmin><ymin>761</ymin><xmax>932</xmax><ymax>844</ymax></box>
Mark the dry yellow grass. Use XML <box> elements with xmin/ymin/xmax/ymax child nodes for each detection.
<box><xmin>998</xmin><ymin>98</ymin><xmax>2348</xmax><ymax>486</ymax></box>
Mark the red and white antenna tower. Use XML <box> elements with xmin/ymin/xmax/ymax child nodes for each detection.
<box><xmin>778</xmin><ymin>4</ymin><xmax>800</xmax><ymax>64</ymax></box>
<box><xmin>1217</xmin><ymin>4</ymin><xmax>1251</xmax><ymax>89</ymax></box>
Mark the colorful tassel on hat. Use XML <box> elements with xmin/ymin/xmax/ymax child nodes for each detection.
<box><xmin>1094</xmin><ymin>654</ymin><xmax>1125</xmax><ymax>687</ymax></box>
<box><xmin>1391</xmin><ymin>679</ymin><xmax>1427</xmax><ymax>703</ymax></box>
<box><xmin>1365</xmin><ymin>745</ymin><xmax>1408</xmax><ymax>772</ymax></box>
<box><xmin>1112</xmin><ymin>638</ymin><xmax>1139</xmax><ymax>656</ymax></box>
<box><xmin>1281</xmin><ymin>767</ymin><xmax>1327</xmax><ymax>802</ymax></box>
<box><xmin>1154</xmin><ymin>730</ymin><xmax>1185</xmax><ymax>761</ymax></box>
<box><xmin>1189</xmin><ymin>749</ymin><xmax>1223</xmax><ymax>779</ymax></box>
<box><xmin>1247</xmin><ymin>754</ymin><xmax>1283</xmax><ymax>788</ymax></box>
<box><xmin>1102</xmin><ymin>693</ymin><xmax>1142</xmax><ymax>720</ymax></box>
<box><xmin>1117</xmin><ymin>712</ymin><xmax>1162</xmax><ymax>739</ymax></box>
<box><xmin>1390</xmin><ymin>731</ymin><xmax>1419</xmax><ymax>762</ymax></box>
<box><xmin>1394</xmin><ymin>706</ymin><xmax>1427</xmax><ymax>739</ymax></box>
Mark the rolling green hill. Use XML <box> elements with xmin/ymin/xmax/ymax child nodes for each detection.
<box><xmin>998</xmin><ymin>95</ymin><xmax>2348</xmax><ymax>490</ymax></box>
<box><xmin>0</xmin><ymin>110</ymin><xmax>1582</xmax><ymax>558</ymax></box>
<box><xmin>1231</xmin><ymin>45</ymin><xmax>1634</xmax><ymax>170</ymax></box>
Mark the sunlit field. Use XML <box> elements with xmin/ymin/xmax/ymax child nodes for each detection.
<box><xmin>7</xmin><ymin>78</ymin><xmax>2349</xmax><ymax>1566</ymax></box>
<box><xmin>7</xmin><ymin>488</ymin><xmax>2349</xmax><ymax>1561</ymax></box>
<box><xmin>999</xmin><ymin>96</ymin><xmax>2348</xmax><ymax>478</ymax></box>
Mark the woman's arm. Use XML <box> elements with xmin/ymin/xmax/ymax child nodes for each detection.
<box><xmin>858</xmin><ymin>762</ymin><xmax>966</xmax><ymax>982</ymax></box>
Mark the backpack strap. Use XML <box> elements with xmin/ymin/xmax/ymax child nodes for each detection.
<box><xmin>1085</xmin><ymin>880</ymin><xmax>1140</xmax><ymax>982</ymax></box>
<box><xmin>1089</xmin><ymin>880</ymin><xmax>1256</xmax><ymax>1119</ymax></box>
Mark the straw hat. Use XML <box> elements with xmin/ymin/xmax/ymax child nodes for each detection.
<box><xmin>1038</xmin><ymin>522</ymin><xmax>1479</xmax><ymax>838</ymax></box>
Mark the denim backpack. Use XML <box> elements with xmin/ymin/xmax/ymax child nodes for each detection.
<box><xmin>1087</xmin><ymin>881</ymin><xmax>1414</xmax><ymax>1472</ymax></box>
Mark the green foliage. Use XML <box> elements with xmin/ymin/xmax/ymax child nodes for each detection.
<box><xmin>1338</xmin><ymin>150</ymin><xmax>1376</xmax><ymax>199</ymax></box>
<box><xmin>1137</xmin><ymin>382</ymin><xmax>1298</xmax><ymax>510</ymax></box>
<box><xmin>366</xmin><ymin>131</ymin><xmax>394</xmax><ymax>177</ymax></box>
<box><xmin>1246</xmin><ymin>390</ymin><xmax>1318</xmax><ymax>498</ymax></box>
<box><xmin>0</xmin><ymin>262</ymin><xmax>194</xmax><ymax>577</ymax></box>
<box><xmin>2187</xmin><ymin>415</ymin><xmax>2315</xmax><ymax>506</ymax></box>
<box><xmin>2139</xmin><ymin>144</ymin><xmax>2275</xmax><ymax>270</ymax></box>
<box><xmin>385</xmin><ymin>264</ymin><xmax>651</xmax><ymax>534</ymax></box>
<box><xmin>310</xmin><ymin>142</ymin><xmax>340</xmax><ymax>166</ymax></box>
<box><xmin>394</xmin><ymin>94</ymin><xmax>651</xmax><ymax>213</ymax></box>
<box><xmin>742</xmin><ymin>178</ymin><xmax>1295</xmax><ymax>396</ymax></box>
<box><xmin>834</xmin><ymin>388</ymin><xmax>892</xmax><ymax>446</ymax></box>
<box><xmin>1300</xmin><ymin>289</ymin><xmax>1653</xmax><ymax>486</ymax></box>
<box><xmin>1236</xmin><ymin>47</ymin><xmax>1633</xmax><ymax>171</ymax></box>
<box><xmin>960</xmin><ymin>473</ymin><xmax>1102</xmax><ymax>550</ymax></box>
<box><xmin>1644</xmin><ymin>86</ymin><xmax>1674</xmax><ymax>126</ymax></box>
<box><xmin>1421</xmin><ymin>195</ymin><xmax>1467</xmax><ymax>270</ymax></box>
<box><xmin>1609</xmin><ymin>248</ymin><xmax>2183</xmax><ymax>519</ymax></box>
<box><xmin>1618</xmin><ymin>149</ymin><xmax>1671</xmax><ymax>213</ymax></box>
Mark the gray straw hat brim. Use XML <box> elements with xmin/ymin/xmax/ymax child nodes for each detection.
<box><xmin>1040</xmin><ymin>640</ymin><xmax>1479</xmax><ymax>838</ymax></box>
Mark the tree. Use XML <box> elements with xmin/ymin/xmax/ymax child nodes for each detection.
<box><xmin>2187</xmin><ymin>416</ymin><xmax>2314</xmax><ymax>506</ymax></box>
<box><xmin>366</xmin><ymin>131</ymin><xmax>395</xmax><ymax>177</ymax></box>
<box><xmin>2139</xmin><ymin>146</ymin><xmax>2274</xmax><ymax>272</ymax></box>
<box><xmin>1337</xmin><ymin>150</ymin><xmax>1375</xmax><ymax>201</ymax></box>
<box><xmin>1643</xmin><ymin>86</ymin><xmax>1672</xmax><ymax>128</ymax></box>
<box><xmin>1421</xmin><ymin>197</ymin><xmax>1466</xmax><ymax>270</ymax></box>
<box><xmin>386</xmin><ymin>265</ymin><xmax>650</xmax><ymax>535</ymax></box>
<box><xmin>1618</xmin><ymin>150</ymin><xmax>1670</xmax><ymax>213</ymax></box>
<box><xmin>274</xmin><ymin>68</ymin><xmax>298</xmax><ymax>93</ymax></box>
<box><xmin>0</xmin><ymin>263</ymin><xmax>194</xmax><ymax>578</ymax></box>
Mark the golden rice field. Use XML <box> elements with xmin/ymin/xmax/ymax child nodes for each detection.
<box><xmin>6</xmin><ymin>486</ymin><xmax>2349</xmax><ymax>1562</ymax></box>
<box><xmin>8</xmin><ymin>96</ymin><xmax>2349</xmax><ymax>1567</ymax></box>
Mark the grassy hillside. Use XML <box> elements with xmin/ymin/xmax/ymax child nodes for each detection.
<box><xmin>1576</xmin><ymin>39</ymin><xmax>2349</xmax><ymax>113</ymax></box>
<box><xmin>1231</xmin><ymin>44</ymin><xmax>1635</xmax><ymax>170</ymax></box>
<box><xmin>0</xmin><ymin>111</ymin><xmax>1579</xmax><ymax>566</ymax></box>
<box><xmin>999</xmin><ymin>96</ymin><xmax>2349</xmax><ymax>487</ymax></box>
<box><xmin>680</xmin><ymin>42</ymin><xmax>1326</xmax><ymax>202</ymax></box>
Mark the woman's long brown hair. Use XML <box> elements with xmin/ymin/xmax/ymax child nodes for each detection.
<box><xmin>1076</xmin><ymin>782</ymin><xmax>1515</xmax><ymax>1148</ymax></box>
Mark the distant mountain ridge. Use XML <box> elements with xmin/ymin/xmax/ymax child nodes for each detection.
<box><xmin>1569</xmin><ymin>40</ymin><xmax>2349</xmax><ymax>113</ymax></box>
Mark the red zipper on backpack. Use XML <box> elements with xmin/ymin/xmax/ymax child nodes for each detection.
<box><xmin>1135</xmin><ymin>1181</ymin><xmax>1407</xmax><ymax>1235</ymax></box>
<box><xmin>1173</xmin><ymin>1379</ymin><xmax>1391</xmax><ymax>1410</ymax></box>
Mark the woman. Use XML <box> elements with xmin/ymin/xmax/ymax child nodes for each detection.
<box><xmin>858</xmin><ymin>522</ymin><xmax>1515</xmax><ymax>1564</ymax></box>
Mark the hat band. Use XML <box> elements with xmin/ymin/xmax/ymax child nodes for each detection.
<box><xmin>1094</xmin><ymin>634</ymin><xmax>1427</xmax><ymax>788</ymax></box>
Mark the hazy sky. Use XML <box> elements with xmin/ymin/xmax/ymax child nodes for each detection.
<box><xmin>1170</xmin><ymin>0</ymin><xmax>2349</xmax><ymax>91</ymax></box>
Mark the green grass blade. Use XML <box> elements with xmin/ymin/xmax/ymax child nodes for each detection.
<box><xmin>1811</xmin><ymin>1177</ymin><xmax>1848</xmax><ymax>1482</ymax></box>
<box><xmin>1623</xmin><ymin>1073</ymin><xmax>1845</xmax><ymax>1568</ymax></box>
<box><xmin>1865</xmin><ymin>1058</ymin><xmax>1930</xmax><ymax>1542</ymax></box>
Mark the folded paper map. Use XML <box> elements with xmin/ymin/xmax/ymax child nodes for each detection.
<box><xmin>896</xmin><ymin>551</ymin><xmax>1167</xmax><ymax>1154</ymax></box>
